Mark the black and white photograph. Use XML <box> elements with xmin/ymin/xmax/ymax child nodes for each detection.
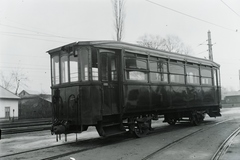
<box><xmin>0</xmin><ymin>0</ymin><xmax>240</xmax><ymax>159</ymax></box>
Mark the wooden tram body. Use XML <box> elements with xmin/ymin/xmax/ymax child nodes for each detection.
<box><xmin>47</xmin><ymin>41</ymin><xmax>221</xmax><ymax>137</ymax></box>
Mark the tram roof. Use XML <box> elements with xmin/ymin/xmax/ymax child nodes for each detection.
<box><xmin>47</xmin><ymin>40</ymin><xmax>220</xmax><ymax>67</ymax></box>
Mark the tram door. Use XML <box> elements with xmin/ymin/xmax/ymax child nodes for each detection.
<box><xmin>100</xmin><ymin>50</ymin><xmax>119</xmax><ymax>115</ymax></box>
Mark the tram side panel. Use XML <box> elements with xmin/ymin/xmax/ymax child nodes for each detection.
<box><xmin>123</xmin><ymin>84</ymin><xmax>220</xmax><ymax>115</ymax></box>
<box><xmin>80</xmin><ymin>86</ymin><xmax>102</xmax><ymax>125</ymax></box>
<box><xmin>52</xmin><ymin>85</ymin><xmax>102</xmax><ymax>133</ymax></box>
<box><xmin>202</xmin><ymin>86</ymin><xmax>215</xmax><ymax>105</ymax></box>
<box><xmin>150</xmin><ymin>85</ymin><xmax>171</xmax><ymax>110</ymax></box>
<box><xmin>123</xmin><ymin>84</ymin><xmax>151</xmax><ymax>113</ymax></box>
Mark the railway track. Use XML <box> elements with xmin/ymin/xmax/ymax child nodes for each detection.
<box><xmin>211</xmin><ymin>126</ymin><xmax>240</xmax><ymax>160</ymax></box>
<box><xmin>0</xmin><ymin>132</ymin><xmax>132</xmax><ymax>160</ymax></box>
<box><xmin>0</xmin><ymin>119</ymin><xmax>51</xmax><ymax>135</ymax></box>
<box><xmin>0</xmin><ymin>119</ymin><xmax>235</xmax><ymax>160</ymax></box>
<box><xmin>140</xmin><ymin>119</ymin><xmax>232</xmax><ymax>160</ymax></box>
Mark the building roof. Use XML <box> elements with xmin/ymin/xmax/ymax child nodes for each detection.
<box><xmin>0</xmin><ymin>86</ymin><xmax>20</xmax><ymax>99</ymax></box>
<box><xmin>19</xmin><ymin>90</ymin><xmax>40</xmax><ymax>96</ymax></box>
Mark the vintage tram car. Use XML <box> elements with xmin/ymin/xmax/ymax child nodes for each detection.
<box><xmin>48</xmin><ymin>41</ymin><xmax>221</xmax><ymax>138</ymax></box>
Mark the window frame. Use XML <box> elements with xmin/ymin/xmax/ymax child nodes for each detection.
<box><xmin>69</xmin><ymin>53</ymin><xmax>79</xmax><ymax>83</ymax></box>
<box><xmin>149</xmin><ymin>58</ymin><xmax>168</xmax><ymax>83</ymax></box>
<box><xmin>169</xmin><ymin>61</ymin><xmax>185</xmax><ymax>84</ymax></box>
<box><xmin>124</xmin><ymin>52</ymin><xmax>148</xmax><ymax>82</ymax></box>
<box><xmin>60</xmin><ymin>52</ymin><xmax>69</xmax><ymax>84</ymax></box>
<box><xmin>186</xmin><ymin>65</ymin><xmax>200</xmax><ymax>85</ymax></box>
<box><xmin>200</xmin><ymin>66</ymin><xmax>213</xmax><ymax>86</ymax></box>
<box><xmin>51</xmin><ymin>53</ymin><xmax>60</xmax><ymax>86</ymax></box>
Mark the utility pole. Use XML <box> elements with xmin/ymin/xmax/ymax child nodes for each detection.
<box><xmin>239</xmin><ymin>70</ymin><xmax>240</xmax><ymax>91</ymax></box>
<box><xmin>207</xmin><ymin>30</ymin><xmax>213</xmax><ymax>61</ymax></box>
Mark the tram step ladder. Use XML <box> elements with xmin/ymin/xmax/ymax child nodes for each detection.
<box><xmin>100</xmin><ymin>123</ymin><xmax>126</xmax><ymax>137</ymax></box>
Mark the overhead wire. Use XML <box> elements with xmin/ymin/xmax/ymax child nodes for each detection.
<box><xmin>194</xmin><ymin>50</ymin><xmax>208</xmax><ymax>55</ymax></box>
<box><xmin>145</xmin><ymin>0</ymin><xmax>238</xmax><ymax>32</ymax></box>
<box><xmin>0</xmin><ymin>23</ymin><xmax>80</xmax><ymax>40</ymax></box>
<box><xmin>197</xmin><ymin>40</ymin><xmax>208</xmax><ymax>47</ymax></box>
<box><xmin>1</xmin><ymin>33</ymin><xmax>69</xmax><ymax>43</ymax></box>
<box><xmin>0</xmin><ymin>53</ymin><xmax>49</xmax><ymax>58</ymax></box>
<box><xmin>220</xmin><ymin>0</ymin><xmax>240</xmax><ymax>19</ymax></box>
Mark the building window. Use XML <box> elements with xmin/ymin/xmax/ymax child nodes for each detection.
<box><xmin>5</xmin><ymin>107</ymin><xmax>10</xmax><ymax>118</ymax></box>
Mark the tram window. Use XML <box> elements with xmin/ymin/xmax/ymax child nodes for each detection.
<box><xmin>79</xmin><ymin>48</ymin><xmax>89</xmax><ymax>81</ymax></box>
<box><xmin>150</xmin><ymin>61</ymin><xmax>167</xmax><ymax>72</ymax></box>
<box><xmin>169</xmin><ymin>63</ymin><xmax>184</xmax><ymax>74</ymax></box>
<box><xmin>111</xmin><ymin>57</ymin><xmax>117</xmax><ymax>81</ymax></box>
<box><xmin>52</xmin><ymin>55</ymin><xmax>59</xmax><ymax>85</ymax></box>
<box><xmin>126</xmin><ymin>71</ymin><xmax>147</xmax><ymax>81</ymax></box>
<box><xmin>61</xmin><ymin>54</ymin><xmax>69</xmax><ymax>83</ymax></box>
<box><xmin>217</xmin><ymin>69</ymin><xmax>221</xmax><ymax>86</ymax></box>
<box><xmin>150</xmin><ymin>60</ymin><xmax>168</xmax><ymax>83</ymax></box>
<box><xmin>150</xmin><ymin>61</ymin><xmax>157</xmax><ymax>71</ymax></box>
<box><xmin>170</xmin><ymin>74</ymin><xmax>185</xmax><ymax>84</ymax></box>
<box><xmin>150</xmin><ymin>73</ymin><xmax>168</xmax><ymax>82</ymax></box>
<box><xmin>200</xmin><ymin>67</ymin><xmax>212</xmax><ymax>85</ymax></box>
<box><xmin>213</xmin><ymin>69</ymin><xmax>217</xmax><ymax>86</ymax></box>
<box><xmin>201</xmin><ymin>68</ymin><xmax>211</xmax><ymax>77</ymax></box>
<box><xmin>70</xmin><ymin>55</ymin><xmax>78</xmax><ymax>82</ymax></box>
<box><xmin>125</xmin><ymin>52</ymin><xmax>136</xmax><ymax>57</ymax></box>
<box><xmin>125</xmin><ymin>59</ymin><xmax>147</xmax><ymax>70</ymax></box>
<box><xmin>101</xmin><ymin>54</ymin><xmax>108</xmax><ymax>81</ymax></box>
<box><xmin>201</xmin><ymin>77</ymin><xmax>212</xmax><ymax>85</ymax></box>
<box><xmin>169</xmin><ymin>63</ymin><xmax>185</xmax><ymax>84</ymax></box>
<box><xmin>186</xmin><ymin>66</ymin><xmax>200</xmax><ymax>84</ymax></box>
<box><xmin>92</xmin><ymin>48</ymin><xmax>98</xmax><ymax>81</ymax></box>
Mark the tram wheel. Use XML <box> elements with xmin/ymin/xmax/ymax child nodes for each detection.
<box><xmin>134</xmin><ymin>121</ymin><xmax>150</xmax><ymax>138</ymax></box>
<box><xmin>189</xmin><ymin>112</ymin><xmax>203</xmax><ymax>126</ymax></box>
<box><xmin>167</xmin><ymin>118</ymin><xmax>177</xmax><ymax>125</ymax></box>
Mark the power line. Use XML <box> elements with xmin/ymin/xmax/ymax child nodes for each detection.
<box><xmin>0</xmin><ymin>31</ymin><xmax>61</xmax><ymax>38</ymax></box>
<box><xmin>220</xmin><ymin>0</ymin><xmax>240</xmax><ymax>19</ymax></box>
<box><xmin>197</xmin><ymin>40</ymin><xmax>208</xmax><ymax>46</ymax></box>
<box><xmin>0</xmin><ymin>53</ymin><xmax>49</xmax><ymax>58</ymax></box>
<box><xmin>0</xmin><ymin>23</ymin><xmax>79</xmax><ymax>40</ymax></box>
<box><xmin>0</xmin><ymin>62</ymin><xmax>49</xmax><ymax>67</ymax></box>
<box><xmin>145</xmin><ymin>0</ymin><xmax>238</xmax><ymax>32</ymax></box>
<box><xmin>192</xmin><ymin>50</ymin><xmax>208</xmax><ymax>55</ymax></box>
<box><xmin>0</xmin><ymin>32</ymin><xmax>69</xmax><ymax>44</ymax></box>
<box><xmin>0</xmin><ymin>66</ymin><xmax>49</xmax><ymax>71</ymax></box>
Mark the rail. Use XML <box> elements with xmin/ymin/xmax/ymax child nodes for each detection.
<box><xmin>211</xmin><ymin>126</ymin><xmax>240</xmax><ymax>160</ymax></box>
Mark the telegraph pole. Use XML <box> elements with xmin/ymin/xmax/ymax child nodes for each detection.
<box><xmin>207</xmin><ymin>30</ymin><xmax>213</xmax><ymax>61</ymax></box>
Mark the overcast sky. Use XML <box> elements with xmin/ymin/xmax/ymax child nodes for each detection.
<box><xmin>0</xmin><ymin>0</ymin><xmax>240</xmax><ymax>94</ymax></box>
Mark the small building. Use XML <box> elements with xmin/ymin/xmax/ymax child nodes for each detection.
<box><xmin>18</xmin><ymin>90</ymin><xmax>52</xmax><ymax>119</ymax></box>
<box><xmin>222</xmin><ymin>95</ymin><xmax>240</xmax><ymax>107</ymax></box>
<box><xmin>0</xmin><ymin>86</ymin><xmax>20</xmax><ymax>119</ymax></box>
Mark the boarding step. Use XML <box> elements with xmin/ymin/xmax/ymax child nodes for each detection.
<box><xmin>97</xmin><ymin>123</ymin><xmax>126</xmax><ymax>137</ymax></box>
<box><xmin>208</xmin><ymin>111</ymin><xmax>222</xmax><ymax>117</ymax></box>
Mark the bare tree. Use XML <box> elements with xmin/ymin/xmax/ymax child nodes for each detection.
<box><xmin>137</xmin><ymin>34</ymin><xmax>165</xmax><ymax>49</ymax></box>
<box><xmin>137</xmin><ymin>34</ymin><xmax>193</xmax><ymax>55</ymax></box>
<box><xmin>112</xmin><ymin>0</ymin><xmax>126</xmax><ymax>41</ymax></box>
<box><xmin>0</xmin><ymin>69</ymin><xmax>28</xmax><ymax>95</ymax></box>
